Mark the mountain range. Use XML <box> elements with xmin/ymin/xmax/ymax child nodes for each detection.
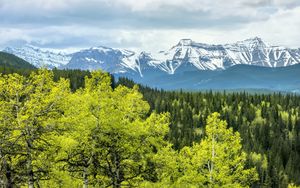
<box><xmin>2</xmin><ymin>37</ymin><xmax>300</xmax><ymax>92</ymax></box>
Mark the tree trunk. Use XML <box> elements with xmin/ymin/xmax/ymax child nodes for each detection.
<box><xmin>28</xmin><ymin>178</ymin><xmax>34</xmax><ymax>188</ymax></box>
<box><xmin>112</xmin><ymin>151</ymin><xmax>121</xmax><ymax>188</ymax></box>
<box><xmin>2</xmin><ymin>156</ymin><xmax>13</xmax><ymax>188</ymax></box>
<box><xmin>209</xmin><ymin>134</ymin><xmax>215</xmax><ymax>184</ymax></box>
<box><xmin>83</xmin><ymin>166</ymin><xmax>88</xmax><ymax>188</ymax></box>
<box><xmin>28</xmin><ymin>168</ymin><xmax>34</xmax><ymax>188</ymax></box>
<box><xmin>27</xmin><ymin>138</ymin><xmax>34</xmax><ymax>188</ymax></box>
<box><xmin>5</xmin><ymin>163</ymin><xmax>13</xmax><ymax>188</ymax></box>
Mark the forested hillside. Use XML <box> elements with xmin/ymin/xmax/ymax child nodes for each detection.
<box><xmin>0</xmin><ymin>52</ymin><xmax>36</xmax><ymax>70</ymax></box>
<box><xmin>118</xmin><ymin>78</ymin><xmax>300</xmax><ymax>187</ymax></box>
<box><xmin>0</xmin><ymin>69</ymin><xmax>258</xmax><ymax>187</ymax></box>
<box><xmin>0</xmin><ymin>52</ymin><xmax>36</xmax><ymax>76</ymax></box>
<box><xmin>0</xmin><ymin>66</ymin><xmax>299</xmax><ymax>187</ymax></box>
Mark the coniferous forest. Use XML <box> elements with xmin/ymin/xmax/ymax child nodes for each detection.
<box><xmin>0</xmin><ymin>67</ymin><xmax>299</xmax><ymax>188</ymax></box>
<box><xmin>118</xmin><ymin>78</ymin><xmax>300</xmax><ymax>188</ymax></box>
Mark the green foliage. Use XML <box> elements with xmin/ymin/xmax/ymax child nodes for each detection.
<box><xmin>149</xmin><ymin>113</ymin><xmax>258</xmax><ymax>187</ymax></box>
<box><xmin>52</xmin><ymin>68</ymin><xmax>91</xmax><ymax>91</ymax></box>
<box><xmin>1</xmin><ymin>69</ymin><xmax>296</xmax><ymax>187</ymax></box>
<box><xmin>118</xmin><ymin>77</ymin><xmax>300</xmax><ymax>187</ymax></box>
<box><xmin>50</xmin><ymin>70</ymin><xmax>171</xmax><ymax>187</ymax></box>
<box><xmin>288</xmin><ymin>183</ymin><xmax>300</xmax><ymax>188</ymax></box>
<box><xmin>0</xmin><ymin>69</ymin><xmax>70</xmax><ymax>187</ymax></box>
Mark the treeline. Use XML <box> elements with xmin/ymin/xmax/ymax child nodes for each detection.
<box><xmin>0</xmin><ymin>67</ymin><xmax>91</xmax><ymax>92</ymax></box>
<box><xmin>0</xmin><ymin>70</ymin><xmax>258</xmax><ymax>187</ymax></box>
<box><xmin>0</xmin><ymin>67</ymin><xmax>116</xmax><ymax>92</ymax></box>
<box><xmin>118</xmin><ymin>77</ymin><xmax>300</xmax><ymax>187</ymax></box>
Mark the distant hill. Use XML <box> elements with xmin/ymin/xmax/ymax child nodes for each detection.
<box><xmin>120</xmin><ymin>64</ymin><xmax>300</xmax><ymax>93</ymax></box>
<box><xmin>0</xmin><ymin>52</ymin><xmax>36</xmax><ymax>70</ymax></box>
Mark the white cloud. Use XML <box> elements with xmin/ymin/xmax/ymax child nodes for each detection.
<box><xmin>0</xmin><ymin>0</ymin><xmax>291</xmax><ymax>20</ymax></box>
<box><xmin>242</xmin><ymin>6</ymin><xmax>300</xmax><ymax>48</ymax></box>
<box><xmin>0</xmin><ymin>0</ymin><xmax>300</xmax><ymax>51</ymax></box>
<box><xmin>0</xmin><ymin>0</ymin><xmax>76</xmax><ymax>10</ymax></box>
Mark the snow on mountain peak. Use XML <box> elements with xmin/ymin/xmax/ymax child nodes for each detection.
<box><xmin>90</xmin><ymin>46</ymin><xmax>113</xmax><ymax>53</ymax></box>
<box><xmin>178</xmin><ymin>39</ymin><xmax>193</xmax><ymax>46</ymax></box>
<box><xmin>245</xmin><ymin>37</ymin><xmax>264</xmax><ymax>42</ymax></box>
<box><xmin>233</xmin><ymin>37</ymin><xmax>267</xmax><ymax>49</ymax></box>
<box><xmin>2</xmin><ymin>37</ymin><xmax>300</xmax><ymax>76</ymax></box>
<box><xmin>3</xmin><ymin>45</ymin><xmax>72</xmax><ymax>68</ymax></box>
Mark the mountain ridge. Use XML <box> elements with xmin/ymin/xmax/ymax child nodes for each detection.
<box><xmin>0</xmin><ymin>48</ymin><xmax>300</xmax><ymax>93</ymax></box>
<box><xmin>4</xmin><ymin>45</ymin><xmax>72</xmax><ymax>68</ymax></box>
<box><xmin>4</xmin><ymin>37</ymin><xmax>300</xmax><ymax>82</ymax></box>
<box><xmin>2</xmin><ymin>37</ymin><xmax>300</xmax><ymax>77</ymax></box>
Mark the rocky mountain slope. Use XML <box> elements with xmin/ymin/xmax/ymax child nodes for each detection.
<box><xmin>3</xmin><ymin>37</ymin><xmax>300</xmax><ymax>77</ymax></box>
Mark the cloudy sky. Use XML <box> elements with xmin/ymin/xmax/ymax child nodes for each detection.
<box><xmin>1</xmin><ymin>0</ymin><xmax>300</xmax><ymax>52</ymax></box>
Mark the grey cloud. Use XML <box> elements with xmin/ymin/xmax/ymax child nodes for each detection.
<box><xmin>0</xmin><ymin>0</ymin><xmax>300</xmax><ymax>50</ymax></box>
<box><xmin>0</xmin><ymin>0</ymin><xmax>279</xmax><ymax>29</ymax></box>
<box><xmin>241</xmin><ymin>0</ymin><xmax>272</xmax><ymax>7</ymax></box>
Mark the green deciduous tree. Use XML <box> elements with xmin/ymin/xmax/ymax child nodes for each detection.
<box><xmin>0</xmin><ymin>70</ymin><xmax>70</xmax><ymax>187</ymax></box>
<box><xmin>152</xmin><ymin>112</ymin><xmax>258</xmax><ymax>187</ymax></box>
<box><xmin>57</xmin><ymin>71</ymin><xmax>170</xmax><ymax>188</ymax></box>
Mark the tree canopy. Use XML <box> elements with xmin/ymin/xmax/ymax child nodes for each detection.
<box><xmin>3</xmin><ymin>69</ymin><xmax>298</xmax><ymax>187</ymax></box>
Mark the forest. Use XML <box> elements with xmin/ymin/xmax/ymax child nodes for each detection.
<box><xmin>118</xmin><ymin>78</ymin><xmax>300</xmax><ymax>188</ymax></box>
<box><xmin>0</xmin><ymin>67</ymin><xmax>299</xmax><ymax>188</ymax></box>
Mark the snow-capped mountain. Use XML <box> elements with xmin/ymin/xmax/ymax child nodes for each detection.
<box><xmin>146</xmin><ymin>37</ymin><xmax>300</xmax><ymax>73</ymax></box>
<box><xmin>147</xmin><ymin>39</ymin><xmax>232</xmax><ymax>73</ymax></box>
<box><xmin>2</xmin><ymin>37</ymin><xmax>300</xmax><ymax>76</ymax></box>
<box><xmin>224</xmin><ymin>37</ymin><xmax>300</xmax><ymax>68</ymax></box>
<box><xmin>63</xmin><ymin>46</ymin><xmax>142</xmax><ymax>76</ymax></box>
<box><xmin>3</xmin><ymin>45</ymin><xmax>72</xmax><ymax>68</ymax></box>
